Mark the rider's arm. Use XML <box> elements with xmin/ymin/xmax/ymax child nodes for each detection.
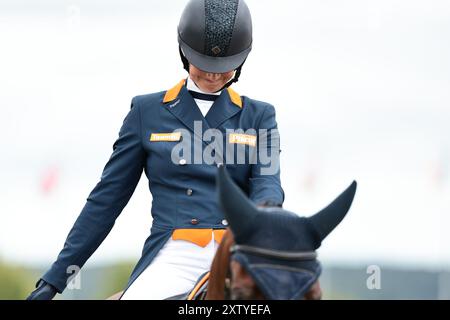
<box><xmin>38</xmin><ymin>97</ymin><xmax>146</xmax><ymax>294</ymax></box>
<box><xmin>249</xmin><ymin>104</ymin><xmax>284</xmax><ymax>207</ymax></box>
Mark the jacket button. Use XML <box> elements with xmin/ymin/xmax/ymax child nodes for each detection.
<box><xmin>221</xmin><ymin>219</ymin><xmax>228</xmax><ymax>226</ymax></box>
<box><xmin>190</xmin><ymin>218</ymin><xmax>199</xmax><ymax>225</ymax></box>
<box><xmin>179</xmin><ymin>159</ymin><xmax>187</xmax><ymax>166</ymax></box>
<box><xmin>186</xmin><ymin>188</ymin><xmax>193</xmax><ymax>196</ymax></box>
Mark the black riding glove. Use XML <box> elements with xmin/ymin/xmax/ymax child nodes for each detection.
<box><xmin>26</xmin><ymin>279</ymin><xmax>58</xmax><ymax>300</ymax></box>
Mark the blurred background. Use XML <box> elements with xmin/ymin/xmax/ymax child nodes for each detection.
<box><xmin>0</xmin><ymin>0</ymin><xmax>449</xmax><ymax>299</ymax></box>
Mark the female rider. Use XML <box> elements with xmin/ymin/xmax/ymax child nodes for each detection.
<box><xmin>27</xmin><ymin>0</ymin><xmax>284</xmax><ymax>300</ymax></box>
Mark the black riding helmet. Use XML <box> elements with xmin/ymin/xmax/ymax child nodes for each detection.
<box><xmin>177</xmin><ymin>0</ymin><xmax>253</xmax><ymax>89</ymax></box>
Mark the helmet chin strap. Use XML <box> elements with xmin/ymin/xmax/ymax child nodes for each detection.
<box><xmin>215</xmin><ymin>60</ymin><xmax>245</xmax><ymax>92</ymax></box>
<box><xmin>179</xmin><ymin>45</ymin><xmax>245</xmax><ymax>93</ymax></box>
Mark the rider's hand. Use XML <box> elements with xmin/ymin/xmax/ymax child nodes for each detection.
<box><xmin>26</xmin><ymin>279</ymin><xmax>58</xmax><ymax>300</ymax></box>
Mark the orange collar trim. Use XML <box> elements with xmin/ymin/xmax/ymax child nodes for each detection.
<box><xmin>226</xmin><ymin>86</ymin><xmax>242</xmax><ymax>108</ymax></box>
<box><xmin>163</xmin><ymin>79</ymin><xmax>242</xmax><ymax>108</ymax></box>
<box><xmin>163</xmin><ymin>79</ymin><xmax>186</xmax><ymax>103</ymax></box>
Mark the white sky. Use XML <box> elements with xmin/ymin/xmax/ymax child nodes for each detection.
<box><xmin>0</xmin><ymin>0</ymin><xmax>449</xmax><ymax>271</ymax></box>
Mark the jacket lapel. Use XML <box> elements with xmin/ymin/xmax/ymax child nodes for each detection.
<box><xmin>205</xmin><ymin>87</ymin><xmax>243</xmax><ymax>128</ymax></box>
<box><xmin>162</xmin><ymin>79</ymin><xmax>211</xmax><ymax>139</ymax></box>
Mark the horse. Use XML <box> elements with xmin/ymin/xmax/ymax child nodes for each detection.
<box><xmin>186</xmin><ymin>165</ymin><xmax>356</xmax><ymax>300</ymax></box>
<box><xmin>198</xmin><ymin>229</ymin><xmax>322</xmax><ymax>300</ymax></box>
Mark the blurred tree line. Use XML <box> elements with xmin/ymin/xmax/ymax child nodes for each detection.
<box><xmin>0</xmin><ymin>260</ymin><xmax>36</xmax><ymax>299</ymax></box>
<box><xmin>0</xmin><ymin>259</ymin><xmax>136</xmax><ymax>300</ymax></box>
<box><xmin>2</xmin><ymin>260</ymin><xmax>446</xmax><ymax>299</ymax></box>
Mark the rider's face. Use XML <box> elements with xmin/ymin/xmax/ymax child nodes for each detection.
<box><xmin>229</xmin><ymin>260</ymin><xmax>265</xmax><ymax>300</ymax></box>
<box><xmin>189</xmin><ymin>64</ymin><xmax>235</xmax><ymax>93</ymax></box>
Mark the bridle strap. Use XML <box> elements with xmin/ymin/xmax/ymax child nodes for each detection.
<box><xmin>230</xmin><ymin>245</ymin><xmax>317</xmax><ymax>261</ymax></box>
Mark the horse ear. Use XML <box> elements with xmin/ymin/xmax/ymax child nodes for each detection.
<box><xmin>308</xmin><ymin>181</ymin><xmax>357</xmax><ymax>241</ymax></box>
<box><xmin>216</xmin><ymin>165</ymin><xmax>259</xmax><ymax>239</ymax></box>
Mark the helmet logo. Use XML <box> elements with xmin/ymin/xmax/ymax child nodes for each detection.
<box><xmin>211</xmin><ymin>46</ymin><xmax>222</xmax><ymax>55</ymax></box>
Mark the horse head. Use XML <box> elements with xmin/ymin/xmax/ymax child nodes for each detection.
<box><xmin>208</xmin><ymin>165</ymin><xmax>357</xmax><ymax>300</ymax></box>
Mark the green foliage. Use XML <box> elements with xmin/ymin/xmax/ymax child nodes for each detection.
<box><xmin>0</xmin><ymin>258</ymin><xmax>136</xmax><ymax>300</ymax></box>
<box><xmin>0</xmin><ymin>261</ymin><xmax>36</xmax><ymax>300</ymax></box>
<box><xmin>95</xmin><ymin>261</ymin><xmax>135</xmax><ymax>299</ymax></box>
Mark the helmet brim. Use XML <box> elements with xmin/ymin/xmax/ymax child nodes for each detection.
<box><xmin>179</xmin><ymin>35</ymin><xmax>251</xmax><ymax>74</ymax></box>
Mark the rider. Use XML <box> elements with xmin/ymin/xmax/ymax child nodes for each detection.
<box><xmin>27</xmin><ymin>0</ymin><xmax>284</xmax><ymax>300</ymax></box>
